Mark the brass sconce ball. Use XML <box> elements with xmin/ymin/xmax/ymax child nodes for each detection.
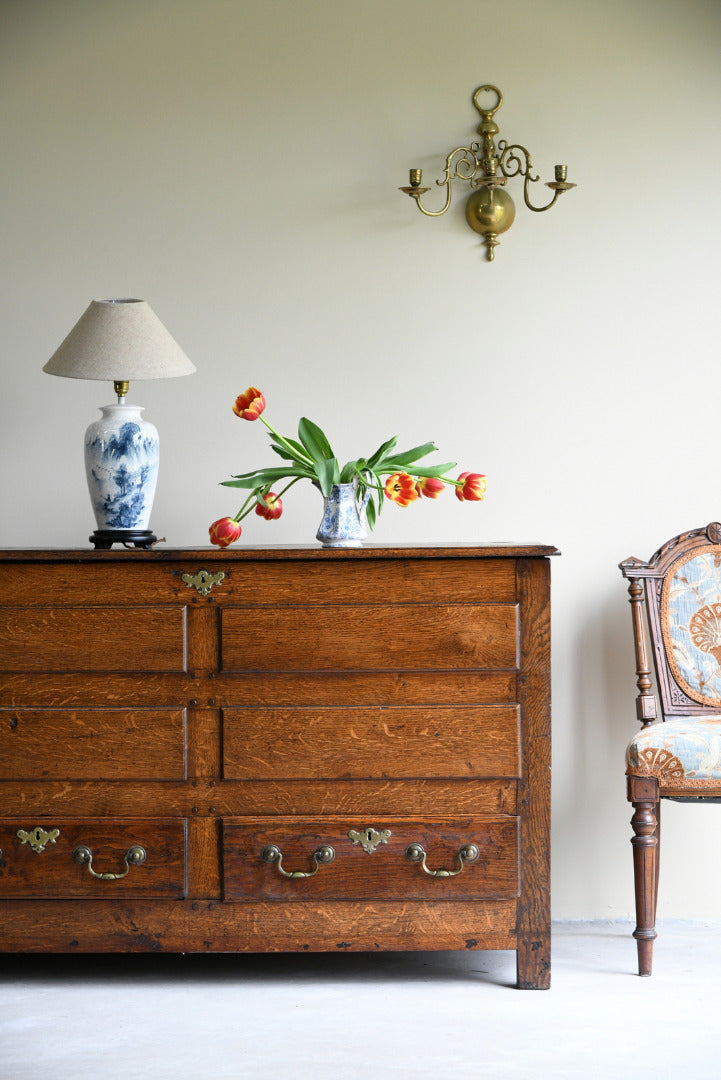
<box><xmin>465</xmin><ymin>185</ymin><xmax>516</xmax><ymax>254</ymax></box>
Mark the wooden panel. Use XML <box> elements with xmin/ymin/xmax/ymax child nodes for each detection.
<box><xmin>0</xmin><ymin>709</ymin><xmax>186</xmax><ymax>780</ymax></box>
<box><xmin>0</xmin><ymin>819</ymin><xmax>187</xmax><ymax>899</ymax></box>
<box><xmin>184</xmin><ymin>605</ymin><xmax>220</xmax><ymax>672</ymax></box>
<box><xmin>187</xmin><ymin>817</ymin><xmax>221</xmax><ymax>899</ymax></box>
<box><xmin>220</xmin><ymin>604</ymin><xmax>519</xmax><ymax>672</ymax></box>
<box><xmin>1</xmin><ymin>563</ymin><xmax>184</xmax><ymax>607</ymax></box>
<box><xmin>186</xmin><ymin>708</ymin><xmax>221</xmax><ymax>778</ymax></box>
<box><xmin>223</xmin><ymin>816</ymin><xmax>519</xmax><ymax>901</ymax></box>
<box><xmin>223</xmin><ymin>706</ymin><xmax>520</xmax><ymax>779</ymax></box>
<box><xmin>0</xmin><ymin>607</ymin><xmax>186</xmax><ymax>672</ymax></box>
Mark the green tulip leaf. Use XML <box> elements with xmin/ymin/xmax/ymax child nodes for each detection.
<box><xmin>222</xmin><ymin>465</ymin><xmax>313</xmax><ymax>488</ymax></box>
<box><xmin>367</xmin><ymin>436</ymin><xmax>398</xmax><ymax>468</ymax></box>
<box><xmin>408</xmin><ymin>463</ymin><xmax>456</xmax><ymax>478</ymax></box>
<box><xmin>298</xmin><ymin>417</ymin><xmax>335</xmax><ymax>463</ymax></box>
<box><xmin>315</xmin><ymin>455</ymin><xmax>341</xmax><ymax>497</ymax></box>
<box><xmin>382</xmin><ymin>442</ymin><xmax>437</xmax><ymax>468</ymax></box>
<box><xmin>340</xmin><ymin>458</ymin><xmax>367</xmax><ymax>483</ymax></box>
<box><xmin>269</xmin><ymin>444</ymin><xmax>300</xmax><ymax>462</ymax></box>
<box><xmin>274</xmin><ymin>434</ymin><xmax>313</xmax><ymax>462</ymax></box>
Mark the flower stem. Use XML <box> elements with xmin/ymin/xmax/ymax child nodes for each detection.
<box><xmin>233</xmin><ymin>490</ymin><xmax>260</xmax><ymax>522</ymax></box>
<box><xmin>275</xmin><ymin>477</ymin><xmax>302</xmax><ymax>499</ymax></box>
<box><xmin>233</xmin><ymin>475</ymin><xmax>302</xmax><ymax>523</ymax></box>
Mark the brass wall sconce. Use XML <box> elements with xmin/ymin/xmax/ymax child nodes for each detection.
<box><xmin>400</xmin><ymin>84</ymin><xmax>575</xmax><ymax>261</ymax></box>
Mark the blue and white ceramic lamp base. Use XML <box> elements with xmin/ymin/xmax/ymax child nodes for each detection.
<box><xmin>84</xmin><ymin>403</ymin><xmax>159</xmax><ymax>549</ymax></box>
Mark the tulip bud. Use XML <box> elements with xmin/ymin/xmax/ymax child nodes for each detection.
<box><xmin>417</xmin><ymin>476</ymin><xmax>445</xmax><ymax>499</ymax></box>
<box><xmin>455</xmin><ymin>472</ymin><xmax>487</xmax><ymax>502</ymax></box>
<box><xmin>209</xmin><ymin>517</ymin><xmax>242</xmax><ymax>547</ymax></box>
<box><xmin>255</xmin><ymin>493</ymin><xmax>283</xmax><ymax>520</ymax></box>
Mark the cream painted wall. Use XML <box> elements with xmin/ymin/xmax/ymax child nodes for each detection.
<box><xmin>2</xmin><ymin>0</ymin><xmax>721</xmax><ymax>919</ymax></box>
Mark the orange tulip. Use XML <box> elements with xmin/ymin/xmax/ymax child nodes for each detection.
<box><xmin>417</xmin><ymin>476</ymin><xmax>445</xmax><ymax>499</ymax></box>
<box><xmin>232</xmin><ymin>386</ymin><xmax>266</xmax><ymax>421</ymax></box>
<box><xmin>255</xmin><ymin>493</ymin><xmax>283</xmax><ymax>520</ymax></box>
<box><xmin>209</xmin><ymin>517</ymin><xmax>242</xmax><ymax>547</ymax></box>
<box><xmin>455</xmin><ymin>472</ymin><xmax>487</xmax><ymax>502</ymax></box>
<box><xmin>384</xmin><ymin>472</ymin><xmax>419</xmax><ymax>507</ymax></box>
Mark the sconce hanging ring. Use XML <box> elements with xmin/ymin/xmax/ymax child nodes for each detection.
<box><xmin>472</xmin><ymin>85</ymin><xmax>503</xmax><ymax>118</ymax></box>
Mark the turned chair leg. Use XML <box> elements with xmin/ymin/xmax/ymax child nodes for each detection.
<box><xmin>653</xmin><ymin>799</ymin><xmax>660</xmax><ymax>923</ymax></box>
<box><xmin>630</xmin><ymin>797</ymin><xmax>659</xmax><ymax>976</ymax></box>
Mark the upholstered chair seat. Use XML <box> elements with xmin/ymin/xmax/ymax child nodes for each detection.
<box><xmin>626</xmin><ymin>717</ymin><xmax>721</xmax><ymax>785</ymax></box>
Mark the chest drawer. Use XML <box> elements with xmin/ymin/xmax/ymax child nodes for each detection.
<box><xmin>223</xmin><ymin>816</ymin><xmax>519</xmax><ymax>901</ymax></box>
<box><xmin>0</xmin><ymin>819</ymin><xmax>187</xmax><ymax>898</ymax></box>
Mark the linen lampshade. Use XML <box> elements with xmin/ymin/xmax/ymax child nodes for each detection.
<box><xmin>43</xmin><ymin>298</ymin><xmax>195</xmax><ymax>381</ymax></box>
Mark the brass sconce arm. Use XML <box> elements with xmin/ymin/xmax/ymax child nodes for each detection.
<box><xmin>399</xmin><ymin>146</ymin><xmax>481</xmax><ymax>217</ymax></box>
<box><xmin>497</xmin><ymin>142</ymin><xmax>575</xmax><ymax>213</ymax></box>
<box><xmin>400</xmin><ymin>84</ymin><xmax>576</xmax><ymax>261</ymax></box>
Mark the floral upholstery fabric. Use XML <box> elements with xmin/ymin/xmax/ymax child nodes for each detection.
<box><xmin>662</xmin><ymin>548</ymin><xmax>721</xmax><ymax>706</ymax></box>
<box><xmin>626</xmin><ymin>717</ymin><xmax>721</xmax><ymax>786</ymax></box>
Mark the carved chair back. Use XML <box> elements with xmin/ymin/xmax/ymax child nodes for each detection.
<box><xmin>621</xmin><ymin>522</ymin><xmax>721</xmax><ymax>724</ymax></box>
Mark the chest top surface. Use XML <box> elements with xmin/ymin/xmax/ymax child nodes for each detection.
<box><xmin>0</xmin><ymin>543</ymin><xmax>559</xmax><ymax>561</ymax></box>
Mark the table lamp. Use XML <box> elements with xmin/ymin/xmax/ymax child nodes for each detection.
<box><xmin>44</xmin><ymin>298</ymin><xmax>195</xmax><ymax>548</ymax></box>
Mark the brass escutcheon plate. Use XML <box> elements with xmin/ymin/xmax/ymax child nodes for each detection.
<box><xmin>181</xmin><ymin>569</ymin><xmax>226</xmax><ymax>597</ymax></box>
<box><xmin>348</xmin><ymin>827</ymin><xmax>392</xmax><ymax>854</ymax></box>
<box><xmin>17</xmin><ymin>826</ymin><xmax>60</xmax><ymax>854</ymax></box>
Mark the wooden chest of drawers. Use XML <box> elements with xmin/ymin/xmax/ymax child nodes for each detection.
<box><xmin>0</xmin><ymin>544</ymin><xmax>555</xmax><ymax>989</ymax></box>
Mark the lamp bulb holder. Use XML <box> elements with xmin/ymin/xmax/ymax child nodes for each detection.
<box><xmin>114</xmin><ymin>379</ymin><xmax>130</xmax><ymax>403</ymax></box>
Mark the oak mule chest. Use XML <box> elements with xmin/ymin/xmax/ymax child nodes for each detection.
<box><xmin>0</xmin><ymin>544</ymin><xmax>555</xmax><ymax>989</ymax></box>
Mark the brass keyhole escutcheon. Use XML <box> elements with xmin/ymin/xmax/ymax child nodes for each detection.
<box><xmin>17</xmin><ymin>827</ymin><xmax>60</xmax><ymax>854</ymax></box>
<box><xmin>348</xmin><ymin>827</ymin><xmax>391</xmax><ymax>854</ymax></box>
<box><xmin>181</xmin><ymin>569</ymin><xmax>226</xmax><ymax>597</ymax></box>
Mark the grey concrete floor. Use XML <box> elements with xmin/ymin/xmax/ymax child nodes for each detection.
<box><xmin>0</xmin><ymin>921</ymin><xmax>718</xmax><ymax>1080</ymax></box>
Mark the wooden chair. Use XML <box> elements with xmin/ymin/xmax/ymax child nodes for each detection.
<box><xmin>620</xmin><ymin>522</ymin><xmax>721</xmax><ymax>975</ymax></box>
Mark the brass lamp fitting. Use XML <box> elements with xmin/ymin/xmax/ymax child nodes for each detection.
<box><xmin>113</xmin><ymin>380</ymin><xmax>130</xmax><ymax>402</ymax></box>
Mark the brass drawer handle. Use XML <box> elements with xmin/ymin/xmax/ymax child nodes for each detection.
<box><xmin>72</xmin><ymin>844</ymin><xmax>147</xmax><ymax>881</ymax></box>
<box><xmin>261</xmin><ymin>843</ymin><xmax>335</xmax><ymax>879</ymax></box>
<box><xmin>405</xmin><ymin>842</ymin><xmax>479</xmax><ymax>878</ymax></box>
